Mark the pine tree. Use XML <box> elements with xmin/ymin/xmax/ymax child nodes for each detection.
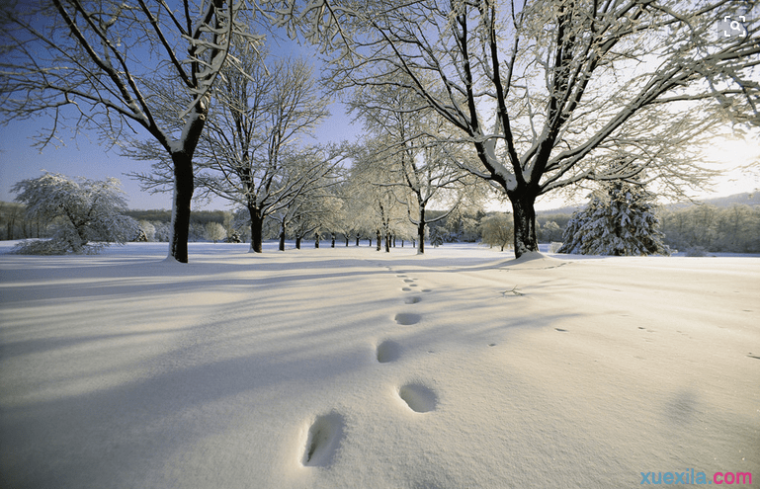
<box><xmin>559</xmin><ymin>182</ymin><xmax>670</xmax><ymax>256</ymax></box>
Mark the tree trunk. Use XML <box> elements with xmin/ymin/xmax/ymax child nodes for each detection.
<box><xmin>417</xmin><ymin>206</ymin><xmax>426</xmax><ymax>254</ymax></box>
<box><xmin>385</xmin><ymin>232</ymin><xmax>390</xmax><ymax>253</ymax></box>
<box><xmin>508</xmin><ymin>190</ymin><xmax>539</xmax><ymax>258</ymax></box>
<box><xmin>356</xmin><ymin>234</ymin><xmax>360</xmax><ymax>246</ymax></box>
<box><xmin>169</xmin><ymin>151</ymin><xmax>194</xmax><ymax>263</ymax></box>
<box><xmin>315</xmin><ymin>233</ymin><xmax>320</xmax><ymax>248</ymax></box>
<box><xmin>167</xmin><ymin>102</ymin><xmax>207</xmax><ymax>263</ymax></box>
<box><xmin>296</xmin><ymin>236</ymin><xmax>302</xmax><ymax>249</ymax></box>
<box><xmin>376</xmin><ymin>230</ymin><xmax>381</xmax><ymax>251</ymax></box>
<box><xmin>279</xmin><ymin>220</ymin><xmax>286</xmax><ymax>251</ymax></box>
<box><xmin>331</xmin><ymin>233</ymin><xmax>335</xmax><ymax>248</ymax></box>
<box><xmin>248</xmin><ymin>204</ymin><xmax>264</xmax><ymax>253</ymax></box>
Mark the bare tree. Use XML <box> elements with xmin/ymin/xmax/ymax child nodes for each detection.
<box><xmin>269</xmin><ymin>0</ymin><xmax>759</xmax><ymax>257</ymax></box>
<box><xmin>0</xmin><ymin>0</ymin><xmax>261</xmax><ymax>262</ymax></box>
<box><xmin>480</xmin><ymin>212</ymin><xmax>515</xmax><ymax>252</ymax></box>
<box><xmin>129</xmin><ymin>51</ymin><xmax>349</xmax><ymax>253</ymax></box>
<box><xmin>271</xmin><ymin>181</ymin><xmax>342</xmax><ymax>249</ymax></box>
<box><xmin>201</xmin><ymin>54</ymin><xmax>350</xmax><ymax>252</ymax></box>
<box><xmin>352</xmin><ymin>146</ymin><xmax>411</xmax><ymax>252</ymax></box>
<box><xmin>352</xmin><ymin>86</ymin><xmax>473</xmax><ymax>253</ymax></box>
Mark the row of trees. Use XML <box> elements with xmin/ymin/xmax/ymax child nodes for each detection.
<box><xmin>4</xmin><ymin>170</ymin><xmax>758</xmax><ymax>255</ymax></box>
<box><xmin>660</xmin><ymin>204</ymin><xmax>760</xmax><ymax>254</ymax></box>
<box><xmin>1</xmin><ymin>1</ymin><xmax>758</xmax><ymax>261</ymax></box>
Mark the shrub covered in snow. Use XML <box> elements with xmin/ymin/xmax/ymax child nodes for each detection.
<box><xmin>559</xmin><ymin>182</ymin><xmax>670</xmax><ymax>256</ymax></box>
<box><xmin>135</xmin><ymin>220</ymin><xmax>156</xmax><ymax>242</ymax></box>
<box><xmin>11</xmin><ymin>172</ymin><xmax>135</xmax><ymax>255</ymax></box>
<box><xmin>204</xmin><ymin>222</ymin><xmax>227</xmax><ymax>243</ymax></box>
<box><xmin>685</xmin><ymin>246</ymin><xmax>712</xmax><ymax>257</ymax></box>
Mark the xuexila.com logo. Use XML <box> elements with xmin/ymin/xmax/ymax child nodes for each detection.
<box><xmin>640</xmin><ymin>470</ymin><xmax>752</xmax><ymax>485</ymax></box>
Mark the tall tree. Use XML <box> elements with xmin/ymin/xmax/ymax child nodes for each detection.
<box><xmin>201</xmin><ymin>54</ymin><xmax>349</xmax><ymax>253</ymax></box>
<box><xmin>0</xmin><ymin>0</ymin><xmax>260</xmax><ymax>262</ymax></box>
<box><xmin>353</xmin><ymin>142</ymin><xmax>412</xmax><ymax>252</ymax></box>
<box><xmin>270</xmin><ymin>0</ymin><xmax>759</xmax><ymax>257</ymax></box>
<box><xmin>129</xmin><ymin>51</ymin><xmax>349</xmax><ymax>253</ymax></box>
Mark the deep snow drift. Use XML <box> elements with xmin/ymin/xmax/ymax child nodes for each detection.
<box><xmin>1</xmin><ymin>242</ymin><xmax>758</xmax><ymax>488</ymax></box>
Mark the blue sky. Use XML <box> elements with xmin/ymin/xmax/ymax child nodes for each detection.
<box><xmin>0</xmin><ymin>29</ymin><xmax>363</xmax><ymax>211</ymax></box>
<box><xmin>0</xmin><ymin>101</ymin><xmax>362</xmax><ymax>211</ymax></box>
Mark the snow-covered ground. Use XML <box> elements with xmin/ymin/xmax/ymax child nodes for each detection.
<box><xmin>1</xmin><ymin>241</ymin><xmax>758</xmax><ymax>488</ymax></box>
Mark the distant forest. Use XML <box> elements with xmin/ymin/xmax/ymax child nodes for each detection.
<box><xmin>1</xmin><ymin>193</ymin><xmax>758</xmax><ymax>253</ymax></box>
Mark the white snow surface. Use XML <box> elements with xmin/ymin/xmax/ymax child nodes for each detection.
<box><xmin>1</xmin><ymin>242</ymin><xmax>758</xmax><ymax>488</ymax></box>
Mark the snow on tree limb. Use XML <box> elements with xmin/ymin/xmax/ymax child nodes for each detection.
<box><xmin>11</xmin><ymin>172</ymin><xmax>136</xmax><ymax>254</ymax></box>
<box><xmin>270</xmin><ymin>0</ymin><xmax>756</xmax><ymax>257</ymax></box>
<box><xmin>1</xmin><ymin>0</ymin><xmax>264</xmax><ymax>262</ymax></box>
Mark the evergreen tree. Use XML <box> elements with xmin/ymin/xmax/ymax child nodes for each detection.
<box><xmin>559</xmin><ymin>182</ymin><xmax>670</xmax><ymax>256</ymax></box>
<box><xmin>430</xmin><ymin>227</ymin><xmax>445</xmax><ymax>248</ymax></box>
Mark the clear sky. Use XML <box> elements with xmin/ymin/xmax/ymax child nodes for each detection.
<box><xmin>0</xmin><ymin>102</ymin><xmax>362</xmax><ymax>211</ymax></box>
<box><xmin>0</xmin><ymin>30</ymin><xmax>363</xmax><ymax>212</ymax></box>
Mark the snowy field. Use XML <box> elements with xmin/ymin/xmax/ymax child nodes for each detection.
<box><xmin>1</xmin><ymin>241</ymin><xmax>758</xmax><ymax>488</ymax></box>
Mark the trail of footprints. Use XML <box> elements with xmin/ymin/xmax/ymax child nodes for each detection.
<box><xmin>299</xmin><ymin>266</ymin><xmax>438</xmax><ymax>468</ymax></box>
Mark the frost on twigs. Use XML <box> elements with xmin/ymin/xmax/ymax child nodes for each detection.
<box><xmin>10</xmin><ymin>172</ymin><xmax>136</xmax><ymax>255</ymax></box>
<box><xmin>270</xmin><ymin>0</ymin><xmax>759</xmax><ymax>261</ymax></box>
<box><xmin>11</xmin><ymin>233</ymin><xmax>106</xmax><ymax>256</ymax></box>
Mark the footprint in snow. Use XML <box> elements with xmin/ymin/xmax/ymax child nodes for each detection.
<box><xmin>301</xmin><ymin>412</ymin><xmax>345</xmax><ymax>467</ymax></box>
<box><xmin>377</xmin><ymin>340</ymin><xmax>402</xmax><ymax>363</ymax></box>
<box><xmin>404</xmin><ymin>296</ymin><xmax>422</xmax><ymax>304</ymax></box>
<box><xmin>403</xmin><ymin>279</ymin><xmax>414</xmax><ymax>283</ymax></box>
<box><xmin>555</xmin><ymin>328</ymin><xmax>568</xmax><ymax>332</ymax></box>
<box><xmin>394</xmin><ymin>313</ymin><xmax>421</xmax><ymax>325</ymax></box>
<box><xmin>402</xmin><ymin>287</ymin><xmax>412</xmax><ymax>292</ymax></box>
<box><xmin>398</xmin><ymin>383</ymin><xmax>438</xmax><ymax>413</ymax></box>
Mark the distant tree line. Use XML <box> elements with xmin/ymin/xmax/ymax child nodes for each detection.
<box><xmin>0</xmin><ymin>202</ymin><xmax>46</xmax><ymax>241</ymax></box>
<box><xmin>659</xmin><ymin>204</ymin><xmax>760</xmax><ymax>254</ymax></box>
<box><xmin>0</xmin><ymin>199</ymin><xmax>238</xmax><ymax>245</ymax></box>
<box><xmin>3</xmin><ymin>192</ymin><xmax>759</xmax><ymax>255</ymax></box>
